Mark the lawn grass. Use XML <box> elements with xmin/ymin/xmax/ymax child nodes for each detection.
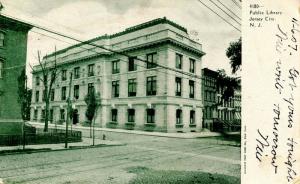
<box><xmin>127</xmin><ymin>166</ymin><xmax>240</xmax><ymax>184</ymax></box>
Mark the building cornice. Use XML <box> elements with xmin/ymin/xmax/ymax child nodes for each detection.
<box><xmin>32</xmin><ymin>38</ymin><xmax>205</xmax><ymax>74</ymax></box>
<box><xmin>43</xmin><ymin>17</ymin><xmax>190</xmax><ymax>59</ymax></box>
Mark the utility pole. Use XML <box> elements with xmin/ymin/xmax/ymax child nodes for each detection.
<box><xmin>65</xmin><ymin>72</ymin><xmax>73</xmax><ymax>148</ymax></box>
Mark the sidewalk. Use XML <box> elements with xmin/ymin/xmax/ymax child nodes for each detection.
<box><xmin>0</xmin><ymin>137</ymin><xmax>125</xmax><ymax>155</ymax></box>
<box><xmin>29</xmin><ymin>122</ymin><xmax>223</xmax><ymax>139</ymax></box>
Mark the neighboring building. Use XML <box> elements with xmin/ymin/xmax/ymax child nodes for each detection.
<box><xmin>202</xmin><ymin>68</ymin><xmax>241</xmax><ymax>131</ymax></box>
<box><xmin>201</xmin><ymin>68</ymin><xmax>218</xmax><ymax>130</ymax></box>
<box><xmin>0</xmin><ymin>15</ymin><xmax>32</xmax><ymax>134</ymax></box>
<box><xmin>31</xmin><ymin>17</ymin><xmax>205</xmax><ymax>133</ymax></box>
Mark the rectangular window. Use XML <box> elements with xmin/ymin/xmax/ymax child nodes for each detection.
<box><xmin>189</xmin><ymin>58</ymin><xmax>195</xmax><ymax>73</ymax></box>
<box><xmin>189</xmin><ymin>80</ymin><xmax>195</xmax><ymax>98</ymax></box>
<box><xmin>0</xmin><ymin>32</ymin><xmax>4</xmax><ymax>47</ymax></box>
<box><xmin>61</xmin><ymin>86</ymin><xmax>66</xmax><ymax>100</ymax></box>
<box><xmin>35</xmin><ymin>76</ymin><xmax>40</xmax><ymax>86</ymax></box>
<box><xmin>74</xmin><ymin>67</ymin><xmax>80</xmax><ymax>79</ymax></box>
<box><xmin>88</xmin><ymin>64</ymin><xmax>94</xmax><ymax>76</ymax></box>
<box><xmin>88</xmin><ymin>83</ymin><xmax>94</xmax><ymax>95</ymax></box>
<box><xmin>35</xmin><ymin>91</ymin><xmax>39</xmax><ymax>102</ymax></box>
<box><xmin>147</xmin><ymin>53</ymin><xmax>157</xmax><ymax>69</ymax></box>
<box><xmin>128</xmin><ymin>79</ymin><xmax>137</xmax><ymax>97</ymax></box>
<box><xmin>175</xmin><ymin>53</ymin><xmax>182</xmax><ymax>69</ymax></box>
<box><xmin>50</xmin><ymin>89</ymin><xmax>55</xmax><ymax>101</ymax></box>
<box><xmin>41</xmin><ymin>109</ymin><xmax>45</xmax><ymax>120</ymax></box>
<box><xmin>111</xmin><ymin>109</ymin><xmax>118</xmax><ymax>122</ymax></box>
<box><xmin>112</xmin><ymin>60</ymin><xmax>120</xmax><ymax>74</ymax></box>
<box><xmin>190</xmin><ymin>110</ymin><xmax>195</xmax><ymax>124</ymax></box>
<box><xmin>146</xmin><ymin>109</ymin><xmax>155</xmax><ymax>123</ymax></box>
<box><xmin>42</xmin><ymin>90</ymin><xmax>46</xmax><ymax>102</ymax></box>
<box><xmin>128</xmin><ymin>57</ymin><xmax>137</xmax><ymax>71</ymax></box>
<box><xmin>176</xmin><ymin>109</ymin><xmax>182</xmax><ymax>124</ymax></box>
<box><xmin>62</xmin><ymin>70</ymin><xmax>67</xmax><ymax>81</ymax></box>
<box><xmin>175</xmin><ymin>77</ymin><xmax>182</xmax><ymax>96</ymax></box>
<box><xmin>112</xmin><ymin>81</ymin><xmax>119</xmax><ymax>97</ymax></box>
<box><xmin>60</xmin><ymin>109</ymin><xmax>65</xmax><ymax>120</ymax></box>
<box><xmin>50</xmin><ymin>109</ymin><xmax>54</xmax><ymax>121</ymax></box>
<box><xmin>74</xmin><ymin>85</ymin><xmax>79</xmax><ymax>99</ymax></box>
<box><xmin>146</xmin><ymin>76</ymin><xmax>157</xmax><ymax>96</ymax></box>
<box><xmin>128</xmin><ymin>109</ymin><xmax>135</xmax><ymax>122</ymax></box>
<box><xmin>34</xmin><ymin>109</ymin><xmax>38</xmax><ymax>120</ymax></box>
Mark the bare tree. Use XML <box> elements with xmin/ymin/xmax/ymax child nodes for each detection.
<box><xmin>30</xmin><ymin>48</ymin><xmax>60</xmax><ymax>132</ymax></box>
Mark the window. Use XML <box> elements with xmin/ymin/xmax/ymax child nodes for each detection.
<box><xmin>35</xmin><ymin>76</ymin><xmax>40</xmax><ymax>86</ymax></box>
<box><xmin>34</xmin><ymin>109</ymin><xmax>38</xmax><ymax>120</ymax></box>
<box><xmin>128</xmin><ymin>79</ymin><xmax>137</xmax><ymax>97</ymax></box>
<box><xmin>62</xmin><ymin>70</ymin><xmax>67</xmax><ymax>81</ymax></box>
<box><xmin>88</xmin><ymin>83</ymin><xmax>94</xmax><ymax>95</ymax></box>
<box><xmin>50</xmin><ymin>109</ymin><xmax>54</xmax><ymax>121</ymax></box>
<box><xmin>146</xmin><ymin>109</ymin><xmax>155</xmax><ymax>123</ymax></box>
<box><xmin>0</xmin><ymin>60</ymin><xmax>3</xmax><ymax>78</ymax></box>
<box><xmin>189</xmin><ymin>80</ymin><xmax>195</xmax><ymax>98</ymax></box>
<box><xmin>42</xmin><ymin>90</ymin><xmax>46</xmax><ymax>102</ymax></box>
<box><xmin>147</xmin><ymin>53</ymin><xmax>157</xmax><ymax>69</ymax></box>
<box><xmin>41</xmin><ymin>109</ymin><xmax>45</xmax><ymax>120</ymax></box>
<box><xmin>146</xmin><ymin>76</ymin><xmax>157</xmax><ymax>96</ymax></box>
<box><xmin>112</xmin><ymin>60</ymin><xmax>120</xmax><ymax>74</ymax></box>
<box><xmin>74</xmin><ymin>67</ymin><xmax>80</xmax><ymax>79</ymax></box>
<box><xmin>50</xmin><ymin>89</ymin><xmax>55</xmax><ymax>101</ymax></box>
<box><xmin>0</xmin><ymin>32</ymin><xmax>4</xmax><ymax>47</ymax></box>
<box><xmin>190</xmin><ymin>110</ymin><xmax>195</xmax><ymax>124</ymax></box>
<box><xmin>128</xmin><ymin>109</ymin><xmax>135</xmax><ymax>122</ymax></box>
<box><xmin>175</xmin><ymin>53</ymin><xmax>182</xmax><ymax>69</ymax></box>
<box><xmin>61</xmin><ymin>86</ymin><xmax>66</xmax><ymax>100</ymax></box>
<box><xmin>112</xmin><ymin>81</ymin><xmax>119</xmax><ymax>97</ymax></box>
<box><xmin>176</xmin><ymin>109</ymin><xmax>182</xmax><ymax>124</ymax></box>
<box><xmin>60</xmin><ymin>109</ymin><xmax>65</xmax><ymax>120</ymax></box>
<box><xmin>218</xmin><ymin>96</ymin><xmax>221</xmax><ymax>103</ymax></box>
<box><xmin>88</xmin><ymin>64</ymin><xmax>94</xmax><ymax>76</ymax></box>
<box><xmin>128</xmin><ymin>57</ymin><xmax>137</xmax><ymax>71</ymax></box>
<box><xmin>111</xmin><ymin>109</ymin><xmax>118</xmax><ymax>122</ymax></box>
<box><xmin>74</xmin><ymin>85</ymin><xmax>79</xmax><ymax>99</ymax></box>
<box><xmin>35</xmin><ymin>91</ymin><xmax>39</xmax><ymax>102</ymax></box>
<box><xmin>175</xmin><ymin>77</ymin><xmax>182</xmax><ymax>96</ymax></box>
<box><xmin>189</xmin><ymin>58</ymin><xmax>195</xmax><ymax>73</ymax></box>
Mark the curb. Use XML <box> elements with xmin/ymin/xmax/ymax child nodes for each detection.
<box><xmin>0</xmin><ymin>143</ymin><xmax>126</xmax><ymax>156</ymax></box>
<box><xmin>29</xmin><ymin>122</ymin><xmax>222</xmax><ymax>139</ymax></box>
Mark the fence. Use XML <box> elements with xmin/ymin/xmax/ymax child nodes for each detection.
<box><xmin>0</xmin><ymin>128</ymin><xmax>82</xmax><ymax>146</ymax></box>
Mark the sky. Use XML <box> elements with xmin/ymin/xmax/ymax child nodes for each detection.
<box><xmin>1</xmin><ymin>0</ymin><xmax>241</xmax><ymax>87</ymax></box>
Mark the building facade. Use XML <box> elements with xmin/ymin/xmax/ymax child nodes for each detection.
<box><xmin>0</xmin><ymin>15</ymin><xmax>32</xmax><ymax>133</ymax></box>
<box><xmin>30</xmin><ymin>17</ymin><xmax>205</xmax><ymax>133</ymax></box>
<box><xmin>202</xmin><ymin>68</ymin><xmax>241</xmax><ymax>131</ymax></box>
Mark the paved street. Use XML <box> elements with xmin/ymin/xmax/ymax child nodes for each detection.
<box><xmin>0</xmin><ymin>131</ymin><xmax>240</xmax><ymax>184</ymax></box>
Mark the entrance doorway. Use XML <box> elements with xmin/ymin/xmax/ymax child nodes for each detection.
<box><xmin>72</xmin><ymin>109</ymin><xmax>79</xmax><ymax>125</ymax></box>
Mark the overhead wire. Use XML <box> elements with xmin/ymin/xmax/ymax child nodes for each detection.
<box><xmin>30</xmin><ymin>30</ymin><xmax>204</xmax><ymax>84</ymax></box>
<box><xmin>215</xmin><ymin>0</ymin><xmax>241</xmax><ymax>20</ymax></box>
<box><xmin>231</xmin><ymin>0</ymin><xmax>241</xmax><ymax>9</ymax></box>
<box><xmin>196</xmin><ymin>0</ymin><xmax>241</xmax><ymax>32</ymax></box>
<box><xmin>2</xmin><ymin>13</ymin><xmax>204</xmax><ymax>81</ymax></box>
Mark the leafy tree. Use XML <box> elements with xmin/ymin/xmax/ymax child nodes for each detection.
<box><xmin>216</xmin><ymin>69</ymin><xmax>240</xmax><ymax>103</ymax></box>
<box><xmin>226</xmin><ymin>38</ymin><xmax>241</xmax><ymax>74</ymax></box>
<box><xmin>84</xmin><ymin>90</ymin><xmax>99</xmax><ymax>138</ymax></box>
<box><xmin>17</xmin><ymin>69</ymin><xmax>32</xmax><ymax>121</ymax></box>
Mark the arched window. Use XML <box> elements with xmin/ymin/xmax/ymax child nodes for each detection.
<box><xmin>0</xmin><ymin>32</ymin><xmax>4</xmax><ymax>47</ymax></box>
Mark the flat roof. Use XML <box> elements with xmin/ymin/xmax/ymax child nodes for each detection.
<box><xmin>44</xmin><ymin>17</ymin><xmax>189</xmax><ymax>59</ymax></box>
